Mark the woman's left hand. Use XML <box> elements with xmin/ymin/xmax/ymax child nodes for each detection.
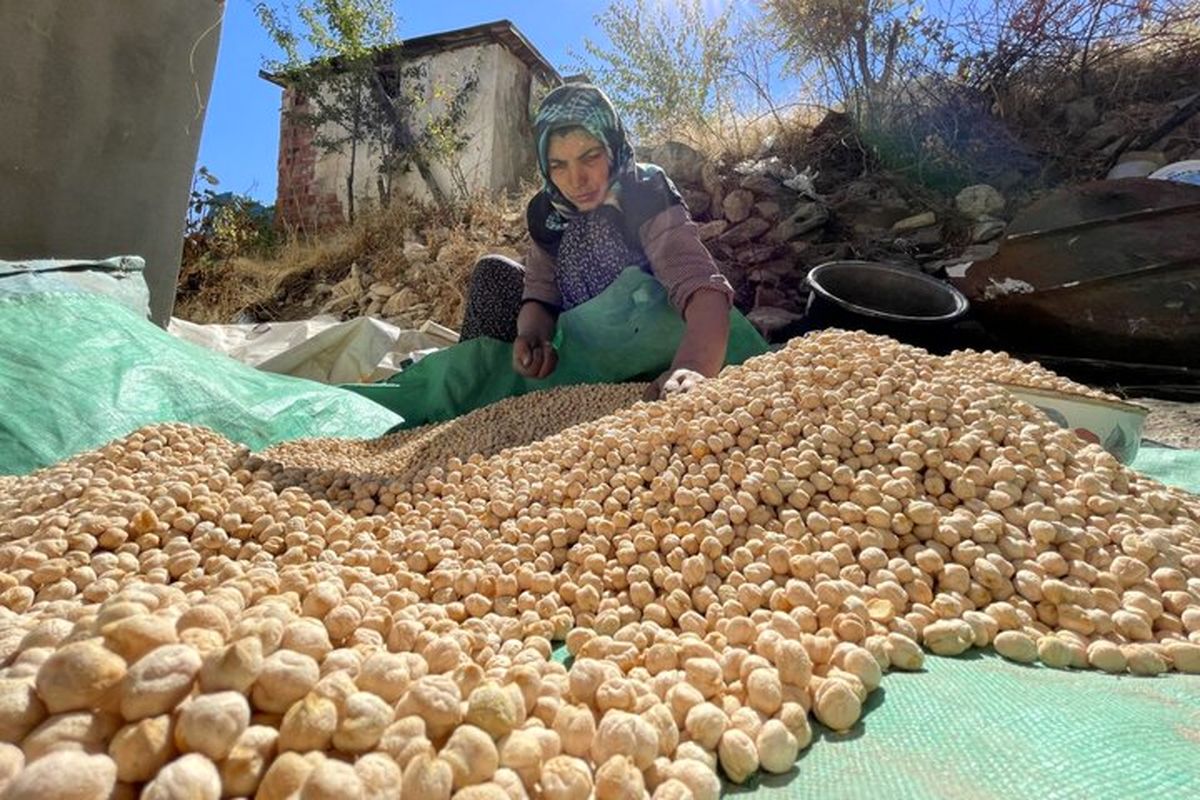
<box><xmin>644</xmin><ymin>367</ymin><xmax>706</xmax><ymax>401</ymax></box>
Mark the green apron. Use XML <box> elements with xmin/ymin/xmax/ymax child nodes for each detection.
<box><xmin>344</xmin><ymin>268</ymin><xmax>769</xmax><ymax>428</ymax></box>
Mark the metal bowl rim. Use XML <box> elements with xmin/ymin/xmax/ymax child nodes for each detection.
<box><xmin>806</xmin><ymin>260</ymin><xmax>970</xmax><ymax>324</ymax></box>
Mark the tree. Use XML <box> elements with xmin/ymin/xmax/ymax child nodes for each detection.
<box><xmin>763</xmin><ymin>0</ymin><xmax>926</xmax><ymax>121</ymax></box>
<box><xmin>575</xmin><ymin>0</ymin><xmax>736</xmax><ymax>143</ymax></box>
<box><xmin>257</xmin><ymin>0</ymin><xmax>398</xmax><ymax>223</ymax></box>
<box><xmin>256</xmin><ymin>0</ymin><xmax>478</xmax><ymax>221</ymax></box>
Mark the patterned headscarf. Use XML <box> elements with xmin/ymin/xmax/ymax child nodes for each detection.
<box><xmin>533</xmin><ymin>84</ymin><xmax>636</xmax><ymax>231</ymax></box>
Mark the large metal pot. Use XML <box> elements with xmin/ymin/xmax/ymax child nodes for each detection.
<box><xmin>804</xmin><ymin>260</ymin><xmax>969</xmax><ymax>349</ymax></box>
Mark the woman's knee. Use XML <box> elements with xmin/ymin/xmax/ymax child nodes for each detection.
<box><xmin>470</xmin><ymin>254</ymin><xmax>525</xmax><ymax>286</ymax></box>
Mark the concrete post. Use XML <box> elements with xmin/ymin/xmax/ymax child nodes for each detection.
<box><xmin>0</xmin><ymin>0</ymin><xmax>224</xmax><ymax>324</ymax></box>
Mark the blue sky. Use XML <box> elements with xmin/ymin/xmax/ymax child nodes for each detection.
<box><xmin>197</xmin><ymin>0</ymin><xmax>622</xmax><ymax>203</ymax></box>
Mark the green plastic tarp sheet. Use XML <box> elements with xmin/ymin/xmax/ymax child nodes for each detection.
<box><xmin>0</xmin><ymin>291</ymin><xmax>402</xmax><ymax>475</ymax></box>
<box><xmin>343</xmin><ymin>267</ymin><xmax>769</xmax><ymax>428</ymax></box>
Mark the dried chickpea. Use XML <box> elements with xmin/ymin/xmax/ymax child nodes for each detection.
<box><xmin>717</xmin><ymin>728</ymin><xmax>759</xmax><ymax>783</ymax></box>
<box><xmin>0</xmin><ymin>750</ymin><xmax>117</xmax><ymax>800</ymax></box>
<box><xmin>401</xmin><ymin>754</ymin><xmax>454</xmax><ymax>800</ymax></box>
<box><xmin>354</xmin><ymin>751</ymin><xmax>403</xmax><ymax>800</ymax></box>
<box><xmin>442</xmin><ymin>724</ymin><xmax>500</xmax><ymax>788</ymax></box>
<box><xmin>0</xmin><ymin>678</ymin><xmax>47</xmax><ymax>742</ymax></box>
<box><xmin>301</xmin><ymin>757</ymin><xmax>365</xmax><ymax>800</ymax></box>
<box><xmin>684</xmin><ymin>702</ymin><xmax>727</xmax><ymax>750</ymax></box>
<box><xmin>756</xmin><ymin>718</ymin><xmax>800</xmax><ymax>773</ymax></box>
<box><xmin>108</xmin><ymin>714</ymin><xmax>174</xmax><ymax>782</ymax></box>
<box><xmin>277</xmin><ymin>693</ymin><xmax>338</xmax><ymax>752</ymax></box>
<box><xmin>332</xmin><ymin>691</ymin><xmax>393</xmax><ymax>753</ymax></box>
<box><xmin>35</xmin><ymin>640</ymin><xmax>126</xmax><ymax>714</ymax></box>
<box><xmin>251</xmin><ymin>650</ymin><xmax>320</xmax><ymax>714</ymax></box>
<box><xmin>663</xmin><ymin>758</ymin><xmax>721</xmax><ymax>800</ymax></box>
<box><xmin>594</xmin><ymin>755</ymin><xmax>644</xmax><ymax>800</ymax></box>
<box><xmin>257</xmin><ymin>751</ymin><xmax>316</xmax><ymax>800</ymax></box>
<box><xmin>814</xmin><ymin>679</ymin><xmax>861</xmax><ymax>732</ymax></box>
<box><xmin>1086</xmin><ymin>641</ymin><xmax>1127</xmax><ymax>674</ymax></box>
<box><xmin>539</xmin><ymin>755</ymin><xmax>593</xmax><ymax>800</ymax></box>
<box><xmin>142</xmin><ymin>753</ymin><xmax>221</xmax><ymax>800</ymax></box>
<box><xmin>219</xmin><ymin>725</ymin><xmax>279</xmax><ymax>797</ymax></box>
<box><xmin>993</xmin><ymin>631</ymin><xmax>1038</xmax><ymax>664</ymax></box>
<box><xmin>174</xmin><ymin>691</ymin><xmax>249</xmax><ymax>760</ymax></box>
<box><xmin>466</xmin><ymin>683</ymin><xmax>520</xmax><ymax>739</ymax></box>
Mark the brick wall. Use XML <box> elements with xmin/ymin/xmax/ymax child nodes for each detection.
<box><xmin>275</xmin><ymin>88</ymin><xmax>346</xmax><ymax>232</ymax></box>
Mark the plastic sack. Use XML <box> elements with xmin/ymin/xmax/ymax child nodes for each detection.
<box><xmin>169</xmin><ymin>315</ymin><xmax>458</xmax><ymax>384</ymax></box>
<box><xmin>344</xmin><ymin>267</ymin><xmax>769</xmax><ymax>428</ymax></box>
<box><xmin>0</xmin><ymin>291</ymin><xmax>402</xmax><ymax>475</ymax></box>
<box><xmin>0</xmin><ymin>255</ymin><xmax>150</xmax><ymax>318</ymax></box>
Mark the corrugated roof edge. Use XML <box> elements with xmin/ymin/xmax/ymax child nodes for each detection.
<box><xmin>259</xmin><ymin>19</ymin><xmax>561</xmax><ymax>88</ymax></box>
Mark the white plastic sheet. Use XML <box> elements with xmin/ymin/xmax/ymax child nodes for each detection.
<box><xmin>168</xmin><ymin>315</ymin><xmax>459</xmax><ymax>384</ymax></box>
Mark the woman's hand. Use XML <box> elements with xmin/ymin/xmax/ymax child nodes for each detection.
<box><xmin>643</xmin><ymin>289</ymin><xmax>730</xmax><ymax>400</ymax></box>
<box><xmin>644</xmin><ymin>367</ymin><xmax>705</xmax><ymax>400</ymax></box>
<box><xmin>512</xmin><ymin>301</ymin><xmax>560</xmax><ymax>379</ymax></box>
<box><xmin>513</xmin><ymin>334</ymin><xmax>558</xmax><ymax>379</ymax></box>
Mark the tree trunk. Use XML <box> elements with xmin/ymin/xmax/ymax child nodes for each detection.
<box><xmin>347</xmin><ymin>136</ymin><xmax>357</xmax><ymax>224</ymax></box>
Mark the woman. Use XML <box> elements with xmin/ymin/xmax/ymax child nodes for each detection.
<box><xmin>459</xmin><ymin>83</ymin><xmax>734</xmax><ymax>400</ymax></box>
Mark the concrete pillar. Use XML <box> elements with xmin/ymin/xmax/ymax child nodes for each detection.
<box><xmin>0</xmin><ymin>0</ymin><xmax>224</xmax><ymax>324</ymax></box>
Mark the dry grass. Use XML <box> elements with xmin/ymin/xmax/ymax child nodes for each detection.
<box><xmin>174</xmin><ymin>188</ymin><xmax>533</xmax><ymax>327</ymax></box>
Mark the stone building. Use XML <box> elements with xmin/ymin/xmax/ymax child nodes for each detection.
<box><xmin>264</xmin><ymin>20</ymin><xmax>560</xmax><ymax>230</ymax></box>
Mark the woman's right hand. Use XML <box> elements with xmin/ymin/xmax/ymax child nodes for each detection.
<box><xmin>513</xmin><ymin>334</ymin><xmax>558</xmax><ymax>379</ymax></box>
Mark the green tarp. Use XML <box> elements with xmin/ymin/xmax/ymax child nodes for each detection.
<box><xmin>0</xmin><ymin>292</ymin><xmax>402</xmax><ymax>475</ymax></box>
<box><xmin>1131</xmin><ymin>446</ymin><xmax>1200</xmax><ymax>494</ymax></box>
<box><xmin>343</xmin><ymin>267</ymin><xmax>770</xmax><ymax>428</ymax></box>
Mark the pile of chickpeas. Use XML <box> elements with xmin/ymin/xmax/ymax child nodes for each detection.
<box><xmin>936</xmin><ymin>348</ymin><xmax>1120</xmax><ymax>401</ymax></box>
<box><xmin>1</xmin><ymin>330</ymin><xmax>1197</xmax><ymax>799</ymax></box>
<box><xmin>263</xmin><ymin>383</ymin><xmax>647</xmax><ymax>487</ymax></box>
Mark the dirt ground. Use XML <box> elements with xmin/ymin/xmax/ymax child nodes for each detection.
<box><xmin>1134</xmin><ymin>399</ymin><xmax>1200</xmax><ymax>450</ymax></box>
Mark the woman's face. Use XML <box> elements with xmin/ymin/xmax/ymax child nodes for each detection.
<box><xmin>546</xmin><ymin>128</ymin><xmax>611</xmax><ymax>212</ymax></box>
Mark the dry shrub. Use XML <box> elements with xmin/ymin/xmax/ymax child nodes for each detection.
<box><xmin>174</xmin><ymin>188</ymin><xmax>533</xmax><ymax>328</ymax></box>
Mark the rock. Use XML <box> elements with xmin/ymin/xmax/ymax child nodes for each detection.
<box><xmin>754</xmin><ymin>201</ymin><xmax>782</xmax><ymax>222</ymax></box>
<box><xmin>681</xmin><ymin>188</ymin><xmax>712</xmax><ymax>218</ymax></box>
<box><xmin>698</xmin><ymin>220</ymin><xmax>729</xmax><ymax>242</ymax></box>
<box><xmin>722</xmin><ymin>190</ymin><xmax>755</xmax><ymax>223</ymax></box>
<box><xmin>1064</xmin><ymin>96</ymin><xmax>1100</xmax><ymax>134</ymax></box>
<box><xmin>720</xmin><ymin>217</ymin><xmax>772</xmax><ymax>245</ymax></box>
<box><xmin>749</xmin><ymin>259</ymin><xmax>794</xmax><ymax>280</ymax></box>
<box><xmin>368</xmin><ymin>282</ymin><xmax>397</xmax><ymax>298</ymax></box>
<box><xmin>321</xmin><ymin>294</ymin><xmax>358</xmax><ymax>315</ymax></box>
<box><xmin>701</xmin><ymin>162</ymin><xmax>725</xmax><ymax>213</ymax></box>
<box><xmin>955</xmin><ymin>185</ymin><xmax>1005</xmax><ymax>220</ymax></box>
<box><xmin>971</xmin><ymin>217</ymin><xmax>1006</xmax><ymax>243</ymax></box>
<box><xmin>739</xmin><ymin>174</ymin><xmax>780</xmax><ymax>196</ymax></box>
<box><xmin>736</xmin><ymin>243</ymin><xmax>782</xmax><ymax>266</ymax></box>
<box><xmin>747</xmin><ymin>306</ymin><xmax>803</xmax><ymax>335</ymax></box>
<box><xmin>925</xmin><ymin>242</ymin><xmax>1001</xmax><ymax>275</ymax></box>
<box><xmin>331</xmin><ymin>271</ymin><xmax>364</xmax><ymax>301</ymax></box>
<box><xmin>1081</xmin><ymin>118</ymin><xmax>1125</xmax><ymax>151</ymax></box>
<box><xmin>643</xmin><ymin>141</ymin><xmax>707</xmax><ymax>185</ymax></box>
<box><xmin>891</xmin><ymin>212</ymin><xmax>937</xmax><ymax>232</ymax></box>
<box><xmin>767</xmin><ymin>203</ymin><xmax>828</xmax><ymax>242</ymax></box>
<box><xmin>403</xmin><ymin>242</ymin><xmax>430</xmax><ymax>262</ymax></box>
<box><xmin>832</xmin><ymin>179</ymin><xmax>912</xmax><ymax>229</ymax></box>
<box><xmin>895</xmin><ymin>225</ymin><xmax>944</xmax><ymax>248</ymax></box>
